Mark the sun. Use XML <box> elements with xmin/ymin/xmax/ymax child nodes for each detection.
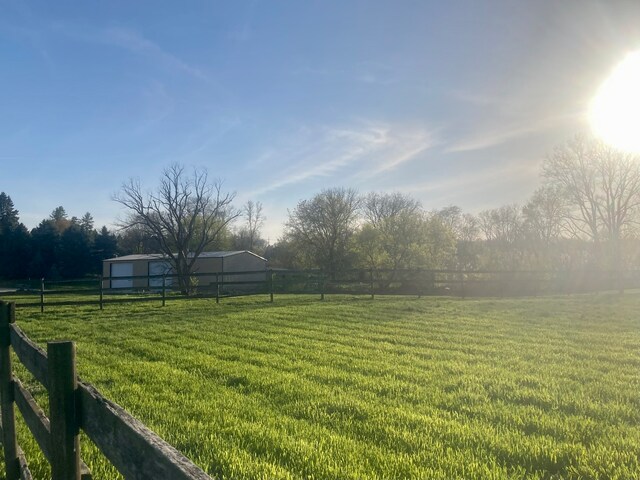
<box><xmin>589</xmin><ymin>50</ymin><xmax>640</xmax><ymax>153</ymax></box>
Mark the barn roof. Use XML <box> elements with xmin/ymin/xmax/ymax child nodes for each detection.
<box><xmin>104</xmin><ymin>251</ymin><xmax>267</xmax><ymax>262</ymax></box>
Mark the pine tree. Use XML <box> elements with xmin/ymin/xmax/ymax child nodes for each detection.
<box><xmin>0</xmin><ymin>192</ymin><xmax>19</xmax><ymax>232</ymax></box>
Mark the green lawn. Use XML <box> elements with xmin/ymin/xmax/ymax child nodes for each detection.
<box><xmin>5</xmin><ymin>293</ymin><xmax>640</xmax><ymax>479</ymax></box>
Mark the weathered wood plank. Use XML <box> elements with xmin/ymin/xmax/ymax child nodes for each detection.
<box><xmin>9</xmin><ymin>324</ymin><xmax>49</xmax><ymax>389</ymax></box>
<box><xmin>12</xmin><ymin>378</ymin><xmax>92</xmax><ymax>479</ymax></box>
<box><xmin>0</xmin><ymin>302</ymin><xmax>20</xmax><ymax>480</ymax></box>
<box><xmin>77</xmin><ymin>382</ymin><xmax>212</xmax><ymax>480</ymax></box>
<box><xmin>13</xmin><ymin>377</ymin><xmax>51</xmax><ymax>460</ymax></box>
<box><xmin>48</xmin><ymin>341</ymin><xmax>80</xmax><ymax>480</ymax></box>
<box><xmin>17</xmin><ymin>445</ymin><xmax>33</xmax><ymax>480</ymax></box>
<box><xmin>79</xmin><ymin>463</ymin><xmax>93</xmax><ymax>480</ymax></box>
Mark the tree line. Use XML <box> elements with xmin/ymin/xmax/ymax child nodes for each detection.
<box><xmin>1</xmin><ymin>134</ymin><xmax>639</xmax><ymax>283</ymax></box>
<box><xmin>271</xmin><ymin>135</ymin><xmax>640</xmax><ymax>276</ymax></box>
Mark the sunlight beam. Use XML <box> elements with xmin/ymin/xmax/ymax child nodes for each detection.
<box><xmin>590</xmin><ymin>50</ymin><xmax>640</xmax><ymax>153</ymax></box>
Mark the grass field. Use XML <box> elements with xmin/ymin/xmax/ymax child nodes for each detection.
<box><xmin>3</xmin><ymin>293</ymin><xmax>639</xmax><ymax>479</ymax></box>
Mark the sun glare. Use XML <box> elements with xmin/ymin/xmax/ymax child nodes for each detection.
<box><xmin>590</xmin><ymin>50</ymin><xmax>640</xmax><ymax>153</ymax></box>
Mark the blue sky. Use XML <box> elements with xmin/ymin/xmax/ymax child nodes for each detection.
<box><xmin>2</xmin><ymin>1</ymin><xmax>640</xmax><ymax>241</ymax></box>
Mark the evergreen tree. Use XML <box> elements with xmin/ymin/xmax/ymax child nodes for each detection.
<box><xmin>93</xmin><ymin>226</ymin><xmax>119</xmax><ymax>272</ymax></box>
<box><xmin>50</xmin><ymin>206</ymin><xmax>71</xmax><ymax>233</ymax></box>
<box><xmin>0</xmin><ymin>192</ymin><xmax>19</xmax><ymax>231</ymax></box>
<box><xmin>80</xmin><ymin>212</ymin><xmax>94</xmax><ymax>233</ymax></box>
<box><xmin>0</xmin><ymin>193</ymin><xmax>30</xmax><ymax>279</ymax></box>
<box><xmin>58</xmin><ymin>224</ymin><xmax>93</xmax><ymax>278</ymax></box>
<box><xmin>29</xmin><ymin>220</ymin><xmax>60</xmax><ymax>278</ymax></box>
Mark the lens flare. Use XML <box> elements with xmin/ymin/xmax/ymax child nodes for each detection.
<box><xmin>590</xmin><ymin>50</ymin><xmax>640</xmax><ymax>153</ymax></box>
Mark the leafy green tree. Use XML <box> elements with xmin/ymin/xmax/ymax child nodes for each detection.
<box><xmin>285</xmin><ymin>188</ymin><xmax>361</xmax><ymax>275</ymax></box>
<box><xmin>359</xmin><ymin>192</ymin><xmax>423</xmax><ymax>272</ymax></box>
<box><xmin>435</xmin><ymin>206</ymin><xmax>481</xmax><ymax>269</ymax></box>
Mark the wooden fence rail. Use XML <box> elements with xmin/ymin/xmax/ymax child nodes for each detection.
<box><xmin>0</xmin><ymin>300</ymin><xmax>212</xmax><ymax>480</ymax></box>
<box><xmin>2</xmin><ymin>268</ymin><xmax>640</xmax><ymax>311</ymax></box>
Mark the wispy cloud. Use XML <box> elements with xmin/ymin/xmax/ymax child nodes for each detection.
<box><xmin>291</xmin><ymin>61</ymin><xmax>399</xmax><ymax>85</ymax></box>
<box><xmin>52</xmin><ymin>23</ymin><xmax>208</xmax><ymax>81</ymax></box>
<box><xmin>246</xmin><ymin>121</ymin><xmax>435</xmax><ymax>196</ymax></box>
<box><xmin>356</xmin><ymin>61</ymin><xmax>398</xmax><ymax>85</ymax></box>
<box><xmin>131</xmin><ymin>81</ymin><xmax>175</xmax><ymax>134</ymax></box>
<box><xmin>445</xmin><ymin>113</ymin><xmax>576</xmax><ymax>153</ymax></box>
<box><xmin>0</xmin><ymin>3</ymin><xmax>54</xmax><ymax>70</ymax></box>
<box><xmin>103</xmin><ymin>27</ymin><xmax>208</xmax><ymax>80</ymax></box>
<box><xmin>178</xmin><ymin>115</ymin><xmax>242</xmax><ymax>159</ymax></box>
<box><xmin>228</xmin><ymin>23</ymin><xmax>252</xmax><ymax>42</ymax></box>
<box><xmin>401</xmin><ymin>159</ymin><xmax>541</xmax><ymax>209</ymax></box>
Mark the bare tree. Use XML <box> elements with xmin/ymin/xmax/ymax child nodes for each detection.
<box><xmin>521</xmin><ymin>186</ymin><xmax>567</xmax><ymax>269</ymax></box>
<box><xmin>543</xmin><ymin>135</ymin><xmax>640</xmax><ymax>268</ymax></box>
<box><xmin>114</xmin><ymin>164</ymin><xmax>239</xmax><ymax>293</ymax></box>
<box><xmin>244</xmin><ymin>200</ymin><xmax>264</xmax><ymax>251</ymax></box>
<box><xmin>477</xmin><ymin>205</ymin><xmax>524</xmax><ymax>269</ymax></box>
<box><xmin>522</xmin><ymin>186</ymin><xmax>566</xmax><ymax>246</ymax></box>
<box><xmin>478</xmin><ymin>205</ymin><xmax>522</xmax><ymax>244</ymax></box>
<box><xmin>435</xmin><ymin>206</ymin><xmax>481</xmax><ymax>269</ymax></box>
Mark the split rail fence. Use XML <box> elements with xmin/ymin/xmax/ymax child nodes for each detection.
<box><xmin>0</xmin><ymin>300</ymin><xmax>212</xmax><ymax>480</ymax></box>
<box><xmin>1</xmin><ymin>268</ymin><xmax>640</xmax><ymax>311</ymax></box>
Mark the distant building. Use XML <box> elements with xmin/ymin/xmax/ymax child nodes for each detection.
<box><xmin>102</xmin><ymin>251</ymin><xmax>267</xmax><ymax>290</ymax></box>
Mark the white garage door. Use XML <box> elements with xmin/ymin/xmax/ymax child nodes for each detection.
<box><xmin>111</xmin><ymin>263</ymin><xmax>133</xmax><ymax>289</ymax></box>
<box><xmin>149</xmin><ymin>261</ymin><xmax>173</xmax><ymax>287</ymax></box>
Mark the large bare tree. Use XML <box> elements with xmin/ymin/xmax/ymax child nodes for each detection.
<box><xmin>114</xmin><ymin>164</ymin><xmax>239</xmax><ymax>293</ymax></box>
<box><xmin>543</xmin><ymin>135</ymin><xmax>640</xmax><ymax>267</ymax></box>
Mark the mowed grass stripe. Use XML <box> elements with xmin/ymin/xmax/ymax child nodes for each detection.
<box><xmin>7</xmin><ymin>294</ymin><xmax>640</xmax><ymax>479</ymax></box>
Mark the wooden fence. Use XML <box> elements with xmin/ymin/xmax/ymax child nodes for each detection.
<box><xmin>0</xmin><ymin>300</ymin><xmax>212</xmax><ymax>480</ymax></box>
<box><xmin>1</xmin><ymin>268</ymin><xmax>640</xmax><ymax>311</ymax></box>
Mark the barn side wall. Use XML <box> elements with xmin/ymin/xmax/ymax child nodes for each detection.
<box><xmin>191</xmin><ymin>257</ymin><xmax>224</xmax><ymax>287</ymax></box>
<box><xmin>223</xmin><ymin>253</ymin><xmax>267</xmax><ymax>288</ymax></box>
<box><xmin>102</xmin><ymin>260</ymin><xmax>149</xmax><ymax>289</ymax></box>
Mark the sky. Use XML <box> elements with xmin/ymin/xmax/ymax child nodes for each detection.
<box><xmin>2</xmin><ymin>1</ymin><xmax>640</xmax><ymax>242</ymax></box>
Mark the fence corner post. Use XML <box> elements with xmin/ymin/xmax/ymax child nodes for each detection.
<box><xmin>0</xmin><ymin>301</ymin><xmax>19</xmax><ymax>480</ymax></box>
<box><xmin>48</xmin><ymin>341</ymin><xmax>80</xmax><ymax>480</ymax></box>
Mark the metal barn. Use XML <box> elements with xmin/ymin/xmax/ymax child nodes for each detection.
<box><xmin>102</xmin><ymin>251</ymin><xmax>267</xmax><ymax>290</ymax></box>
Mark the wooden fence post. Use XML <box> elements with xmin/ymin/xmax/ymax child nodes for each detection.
<box><xmin>0</xmin><ymin>302</ymin><xmax>20</xmax><ymax>480</ymax></box>
<box><xmin>370</xmin><ymin>268</ymin><xmax>375</xmax><ymax>300</ymax></box>
<box><xmin>162</xmin><ymin>275</ymin><xmax>166</xmax><ymax>307</ymax></box>
<box><xmin>48</xmin><ymin>341</ymin><xmax>80</xmax><ymax>480</ymax></box>
<box><xmin>40</xmin><ymin>278</ymin><xmax>45</xmax><ymax>313</ymax></box>
<box><xmin>99</xmin><ymin>277</ymin><xmax>104</xmax><ymax>311</ymax></box>
<box><xmin>269</xmin><ymin>270</ymin><xmax>274</xmax><ymax>303</ymax></box>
